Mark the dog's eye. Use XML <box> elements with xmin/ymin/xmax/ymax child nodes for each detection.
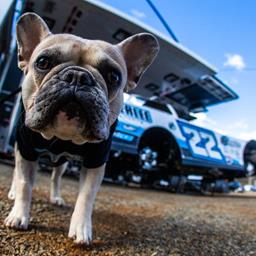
<box><xmin>36</xmin><ymin>56</ymin><xmax>51</xmax><ymax>70</ymax></box>
<box><xmin>107</xmin><ymin>71</ymin><xmax>121</xmax><ymax>86</ymax></box>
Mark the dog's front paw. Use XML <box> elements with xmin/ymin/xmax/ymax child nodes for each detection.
<box><xmin>50</xmin><ymin>196</ymin><xmax>66</xmax><ymax>206</ymax></box>
<box><xmin>68</xmin><ymin>214</ymin><xmax>92</xmax><ymax>244</ymax></box>
<box><xmin>4</xmin><ymin>207</ymin><xmax>29</xmax><ymax>230</ymax></box>
<box><xmin>7</xmin><ymin>189</ymin><xmax>16</xmax><ymax>200</ymax></box>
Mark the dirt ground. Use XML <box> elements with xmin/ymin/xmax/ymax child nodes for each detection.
<box><xmin>0</xmin><ymin>163</ymin><xmax>255</xmax><ymax>256</ymax></box>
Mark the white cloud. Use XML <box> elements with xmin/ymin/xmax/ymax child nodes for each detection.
<box><xmin>236</xmin><ymin>131</ymin><xmax>256</xmax><ymax>141</ymax></box>
<box><xmin>192</xmin><ymin>114</ymin><xmax>227</xmax><ymax>134</ymax></box>
<box><xmin>225</xmin><ymin>120</ymin><xmax>256</xmax><ymax>140</ymax></box>
<box><xmin>229</xmin><ymin>120</ymin><xmax>249</xmax><ymax>130</ymax></box>
<box><xmin>130</xmin><ymin>9</ymin><xmax>146</xmax><ymax>19</ymax></box>
<box><xmin>224</xmin><ymin>54</ymin><xmax>246</xmax><ymax>70</ymax></box>
<box><xmin>224</xmin><ymin>78</ymin><xmax>239</xmax><ymax>86</ymax></box>
<box><xmin>193</xmin><ymin>115</ymin><xmax>255</xmax><ymax>141</ymax></box>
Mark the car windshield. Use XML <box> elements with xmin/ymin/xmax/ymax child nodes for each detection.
<box><xmin>133</xmin><ymin>95</ymin><xmax>172</xmax><ymax>114</ymax></box>
<box><xmin>143</xmin><ymin>100</ymin><xmax>172</xmax><ymax>114</ymax></box>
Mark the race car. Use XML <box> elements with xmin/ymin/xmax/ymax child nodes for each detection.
<box><xmin>105</xmin><ymin>93</ymin><xmax>252</xmax><ymax>192</ymax></box>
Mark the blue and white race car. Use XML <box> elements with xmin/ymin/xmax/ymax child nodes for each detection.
<box><xmin>107</xmin><ymin>93</ymin><xmax>252</xmax><ymax>191</ymax></box>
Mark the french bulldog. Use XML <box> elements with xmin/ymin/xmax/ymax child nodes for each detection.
<box><xmin>4</xmin><ymin>12</ymin><xmax>159</xmax><ymax>244</ymax></box>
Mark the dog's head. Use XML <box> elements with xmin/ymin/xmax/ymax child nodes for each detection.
<box><xmin>17</xmin><ymin>13</ymin><xmax>159</xmax><ymax>144</ymax></box>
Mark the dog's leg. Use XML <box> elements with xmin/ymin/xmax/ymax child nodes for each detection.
<box><xmin>50</xmin><ymin>162</ymin><xmax>67</xmax><ymax>206</ymax></box>
<box><xmin>8</xmin><ymin>166</ymin><xmax>18</xmax><ymax>200</ymax></box>
<box><xmin>68</xmin><ymin>164</ymin><xmax>105</xmax><ymax>244</ymax></box>
<box><xmin>4</xmin><ymin>148</ymin><xmax>37</xmax><ymax>229</ymax></box>
<box><xmin>8</xmin><ymin>144</ymin><xmax>20</xmax><ymax>200</ymax></box>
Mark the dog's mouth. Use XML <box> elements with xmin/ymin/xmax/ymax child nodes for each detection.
<box><xmin>25</xmin><ymin>69</ymin><xmax>109</xmax><ymax>143</ymax></box>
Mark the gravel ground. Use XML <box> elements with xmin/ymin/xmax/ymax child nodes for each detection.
<box><xmin>0</xmin><ymin>163</ymin><xmax>255</xmax><ymax>256</ymax></box>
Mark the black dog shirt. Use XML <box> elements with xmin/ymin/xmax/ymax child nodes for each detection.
<box><xmin>16</xmin><ymin>108</ymin><xmax>117</xmax><ymax>168</ymax></box>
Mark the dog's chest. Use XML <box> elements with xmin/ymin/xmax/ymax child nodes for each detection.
<box><xmin>16</xmin><ymin>112</ymin><xmax>118</xmax><ymax>168</ymax></box>
<box><xmin>35</xmin><ymin>148</ymin><xmax>83</xmax><ymax>164</ymax></box>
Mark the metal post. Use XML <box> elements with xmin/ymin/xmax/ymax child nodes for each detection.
<box><xmin>146</xmin><ymin>0</ymin><xmax>179</xmax><ymax>42</ymax></box>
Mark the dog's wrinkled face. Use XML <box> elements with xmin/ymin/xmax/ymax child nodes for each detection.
<box><xmin>17</xmin><ymin>13</ymin><xmax>159</xmax><ymax>144</ymax></box>
<box><xmin>22</xmin><ymin>35</ymin><xmax>124</xmax><ymax>144</ymax></box>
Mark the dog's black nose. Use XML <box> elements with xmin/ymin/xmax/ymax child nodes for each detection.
<box><xmin>61</xmin><ymin>69</ymin><xmax>94</xmax><ymax>87</ymax></box>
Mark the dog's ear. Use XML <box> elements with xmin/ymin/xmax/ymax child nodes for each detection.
<box><xmin>16</xmin><ymin>12</ymin><xmax>51</xmax><ymax>73</ymax></box>
<box><xmin>118</xmin><ymin>33</ymin><xmax>159</xmax><ymax>92</ymax></box>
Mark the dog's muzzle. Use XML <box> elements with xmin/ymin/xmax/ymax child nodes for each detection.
<box><xmin>60</xmin><ymin>66</ymin><xmax>95</xmax><ymax>89</ymax></box>
<box><xmin>25</xmin><ymin>66</ymin><xmax>110</xmax><ymax>142</ymax></box>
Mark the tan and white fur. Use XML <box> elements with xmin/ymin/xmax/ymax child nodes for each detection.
<box><xmin>4</xmin><ymin>12</ymin><xmax>159</xmax><ymax>244</ymax></box>
<box><xmin>8</xmin><ymin>145</ymin><xmax>67</xmax><ymax>206</ymax></box>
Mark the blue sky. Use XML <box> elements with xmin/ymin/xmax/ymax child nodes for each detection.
<box><xmin>101</xmin><ymin>0</ymin><xmax>256</xmax><ymax>140</ymax></box>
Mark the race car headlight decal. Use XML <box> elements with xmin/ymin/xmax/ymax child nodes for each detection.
<box><xmin>123</xmin><ymin>124</ymin><xmax>137</xmax><ymax>131</ymax></box>
<box><xmin>113</xmin><ymin>132</ymin><xmax>134</xmax><ymax>142</ymax></box>
<box><xmin>116</xmin><ymin>122</ymin><xmax>144</xmax><ymax>137</ymax></box>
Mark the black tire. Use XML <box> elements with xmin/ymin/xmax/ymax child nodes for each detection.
<box><xmin>138</xmin><ymin>128</ymin><xmax>180</xmax><ymax>170</ymax></box>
